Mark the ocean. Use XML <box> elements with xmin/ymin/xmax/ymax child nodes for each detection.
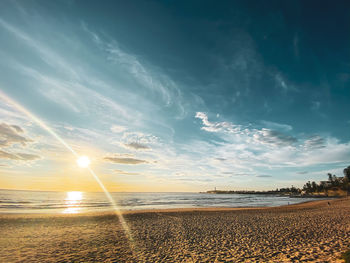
<box><xmin>0</xmin><ymin>189</ymin><xmax>323</xmax><ymax>214</ymax></box>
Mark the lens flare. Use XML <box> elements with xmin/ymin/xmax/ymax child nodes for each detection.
<box><xmin>0</xmin><ymin>90</ymin><xmax>138</xmax><ymax>257</ymax></box>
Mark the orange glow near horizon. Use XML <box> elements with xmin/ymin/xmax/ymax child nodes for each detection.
<box><xmin>0</xmin><ymin>90</ymin><xmax>138</xmax><ymax>255</ymax></box>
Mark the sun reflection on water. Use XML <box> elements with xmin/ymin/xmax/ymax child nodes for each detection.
<box><xmin>63</xmin><ymin>191</ymin><xmax>83</xmax><ymax>214</ymax></box>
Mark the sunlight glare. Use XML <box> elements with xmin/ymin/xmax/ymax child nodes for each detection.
<box><xmin>63</xmin><ymin>191</ymin><xmax>83</xmax><ymax>214</ymax></box>
<box><xmin>66</xmin><ymin>191</ymin><xmax>83</xmax><ymax>201</ymax></box>
<box><xmin>77</xmin><ymin>156</ymin><xmax>91</xmax><ymax>168</ymax></box>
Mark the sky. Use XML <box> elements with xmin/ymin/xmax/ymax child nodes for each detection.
<box><xmin>0</xmin><ymin>0</ymin><xmax>349</xmax><ymax>192</ymax></box>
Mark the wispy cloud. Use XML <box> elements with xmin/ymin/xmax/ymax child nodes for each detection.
<box><xmin>304</xmin><ymin>135</ymin><xmax>326</xmax><ymax>150</ymax></box>
<box><xmin>110</xmin><ymin>125</ymin><xmax>127</xmax><ymax>133</ymax></box>
<box><xmin>253</xmin><ymin>129</ymin><xmax>297</xmax><ymax>147</ymax></box>
<box><xmin>0</xmin><ymin>123</ymin><xmax>40</xmax><ymax>162</ymax></box>
<box><xmin>297</xmin><ymin>171</ymin><xmax>308</xmax><ymax>174</ymax></box>
<box><xmin>260</xmin><ymin>120</ymin><xmax>292</xmax><ymax>132</ymax></box>
<box><xmin>275</xmin><ymin>73</ymin><xmax>289</xmax><ymax>92</ymax></box>
<box><xmin>195</xmin><ymin>112</ymin><xmax>240</xmax><ymax>133</ymax></box>
<box><xmin>0</xmin><ymin>18</ymin><xmax>150</xmax><ymax>126</ymax></box>
<box><xmin>11</xmin><ymin>62</ymin><xmax>137</xmax><ymax>121</ymax></box>
<box><xmin>194</xmin><ymin>111</ymin><xmax>350</xmax><ymax>171</ymax></box>
<box><xmin>82</xmin><ymin>23</ymin><xmax>186</xmax><ymax>119</ymax></box>
<box><xmin>0</xmin><ymin>150</ymin><xmax>40</xmax><ymax>161</ymax></box>
<box><xmin>104</xmin><ymin>156</ymin><xmax>148</xmax><ymax>164</ymax></box>
<box><xmin>114</xmin><ymin>169</ymin><xmax>139</xmax><ymax>176</ymax></box>
<box><xmin>0</xmin><ymin>123</ymin><xmax>31</xmax><ymax>147</ymax></box>
<box><xmin>274</xmin><ymin>73</ymin><xmax>298</xmax><ymax>93</ymax></box>
<box><xmin>124</xmin><ymin>142</ymin><xmax>150</xmax><ymax>150</ymax></box>
<box><xmin>195</xmin><ymin>112</ymin><xmax>297</xmax><ymax>147</ymax></box>
<box><xmin>0</xmin><ymin>18</ymin><xmax>79</xmax><ymax>80</ymax></box>
<box><xmin>1</xmin><ymin>16</ymin><xmax>186</xmax><ymax>146</ymax></box>
<box><xmin>13</xmin><ymin>65</ymin><xmax>83</xmax><ymax>113</ymax></box>
<box><xmin>122</xmin><ymin>132</ymin><xmax>159</xmax><ymax>146</ymax></box>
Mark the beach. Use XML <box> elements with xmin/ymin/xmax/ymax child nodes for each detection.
<box><xmin>0</xmin><ymin>198</ymin><xmax>349</xmax><ymax>262</ymax></box>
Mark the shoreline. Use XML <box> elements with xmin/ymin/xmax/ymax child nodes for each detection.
<box><xmin>0</xmin><ymin>197</ymin><xmax>338</xmax><ymax>218</ymax></box>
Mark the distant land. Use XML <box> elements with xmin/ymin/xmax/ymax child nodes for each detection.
<box><xmin>207</xmin><ymin>165</ymin><xmax>350</xmax><ymax>198</ymax></box>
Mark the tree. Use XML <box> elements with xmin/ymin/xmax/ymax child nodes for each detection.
<box><xmin>344</xmin><ymin>166</ymin><xmax>350</xmax><ymax>181</ymax></box>
<box><xmin>328</xmin><ymin>173</ymin><xmax>333</xmax><ymax>182</ymax></box>
<box><xmin>319</xmin><ymin>181</ymin><xmax>326</xmax><ymax>192</ymax></box>
<box><xmin>311</xmin><ymin>181</ymin><xmax>317</xmax><ymax>192</ymax></box>
<box><xmin>328</xmin><ymin>173</ymin><xmax>338</xmax><ymax>186</ymax></box>
<box><xmin>303</xmin><ymin>181</ymin><xmax>312</xmax><ymax>193</ymax></box>
<box><xmin>290</xmin><ymin>185</ymin><xmax>298</xmax><ymax>193</ymax></box>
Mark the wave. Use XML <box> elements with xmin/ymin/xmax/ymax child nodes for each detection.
<box><xmin>0</xmin><ymin>190</ymin><xmax>325</xmax><ymax>214</ymax></box>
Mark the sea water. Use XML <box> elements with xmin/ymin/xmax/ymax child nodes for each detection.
<box><xmin>0</xmin><ymin>189</ymin><xmax>325</xmax><ymax>214</ymax></box>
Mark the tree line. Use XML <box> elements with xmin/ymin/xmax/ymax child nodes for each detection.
<box><xmin>301</xmin><ymin>165</ymin><xmax>350</xmax><ymax>194</ymax></box>
<box><xmin>207</xmin><ymin>165</ymin><xmax>350</xmax><ymax>196</ymax></box>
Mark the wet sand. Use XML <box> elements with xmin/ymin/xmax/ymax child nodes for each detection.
<box><xmin>0</xmin><ymin>198</ymin><xmax>349</xmax><ymax>262</ymax></box>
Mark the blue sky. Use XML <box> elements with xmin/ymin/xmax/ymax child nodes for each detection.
<box><xmin>0</xmin><ymin>0</ymin><xmax>349</xmax><ymax>191</ymax></box>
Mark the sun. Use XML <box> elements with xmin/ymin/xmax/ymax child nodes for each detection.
<box><xmin>76</xmin><ymin>156</ymin><xmax>91</xmax><ymax>168</ymax></box>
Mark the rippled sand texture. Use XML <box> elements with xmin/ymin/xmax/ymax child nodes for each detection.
<box><xmin>1</xmin><ymin>198</ymin><xmax>349</xmax><ymax>262</ymax></box>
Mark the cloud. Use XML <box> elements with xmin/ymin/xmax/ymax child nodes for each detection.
<box><xmin>195</xmin><ymin>112</ymin><xmax>240</xmax><ymax>133</ymax></box>
<box><xmin>0</xmin><ymin>150</ymin><xmax>40</xmax><ymax>161</ymax></box>
<box><xmin>0</xmin><ymin>123</ymin><xmax>31</xmax><ymax>147</ymax></box>
<box><xmin>110</xmin><ymin>125</ymin><xmax>127</xmax><ymax>133</ymax></box>
<box><xmin>221</xmin><ymin>172</ymin><xmax>251</xmax><ymax>177</ymax></box>
<box><xmin>195</xmin><ymin>112</ymin><xmax>297</xmax><ymax>148</ymax></box>
<box><xmin>195</xmin><ymin>112</ymin><xmax>211</xmax><ymax>127</ymax></box>
<box><xmin>256</xmin><ymin>175</ymin><xmax>272</xmax><ymax>178</ymax></box>
<box><xmin>260</xmin><ymin>120</ymin><xmax>292</xmax><ymax>132</ymax></box>
<box><xmin>171</xmin><ymin>177</ymin><xmax>214</xmax><ymax>183</ymax></box>
<box><xmin>104</xmin><ymin>156</ymin><xmax>147</xmax><ymax>164</ymax></box>
<box><xmin>18</xmin><ymin>66</ymin><xmax>82</xmax><ymax>113</ymax></box>
<box><xmin>196</xmin><ymin>113</ymin><xmax>296</xmax><ymax>147</ymax></box>
<box><xmin>1</xmin><ymin>19</ymin><xmax>145</xmax><ymax>123</ymax></box>
<box><xmin>304</xmin><ymin>135</ymin><xmax>326</xmax><ymax>150</ymax></box>
<box><xmin>297</xmin><ymin>171</ymin><xmax>308</xmax><ymax>174</ymax></box>
<box><xmin>10</xmin><ymin>125</ymin><xmax>23</xmax><ymax>133</ymax></box>
<box><xmin>275</xmin><ymin>74</ymin><xmax>288</xmax><ymax>92</ymax></box>
<box><xmin>192</xmin><ymin>111</ymin><xmax>350</xmax><ymax>177</ymax></box>
<box><xmin>253</xmin><ymin>129</ymin><xmax>297</xmax><ymax>147</ymax></box>
<box><xmin>0</xmin><ymin>18</ymin><xmax>79</xmax><ymax>80</ymax></box>
<box><xmin>13</xmin><ymin>63</ymin><xmax>137</xmax><ymax>120</ymax></box>
<box><xmin>124</xmin><ymin>142</ymin><xmax>150</xmax><ymax>150</ymax></box>
<box><xmin>106</xmin><ymin>43</ymin><xmax>173</xmax><ymax>105</ymax></box>
<box><xmin>274</xmin><ymin>73</ymin><xmax>298</xmax><ymax>93</ymax></box>
<box><xmin>82</xmin><ymin>23</ymin><xmax>186</xmax><ymax>118</ymax></box>
<box><xmin>297</xmin><ymin>139</ymin><xmax>350</xmax><ymax>166</ymax></box>
<box><xmin>114</xmin><ymin>169</ymin><xmax>139</xmax><ymax>175</ymax></box>
<box><xmin>0</xmin><ymin>123</ymin><xmax>40</xmax><ymax>162</ymax></box>
<box><xmin>122</xmin><ymin>132</ymin><xmax>159</xmax><ymax>145</ymax></box>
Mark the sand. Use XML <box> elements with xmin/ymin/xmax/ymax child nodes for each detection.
<box><xmin>0</xmin><ymin>198</ymin><xmax>349</xmax><ymax>262</ymax></box>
